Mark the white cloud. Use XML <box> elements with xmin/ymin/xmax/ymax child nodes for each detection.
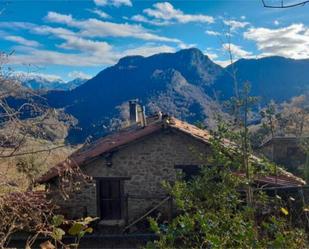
<box><xmin>244</xmin><ymin>23</ymin><xmax>309</xmax><ymax>59</ymax></box>
<box><xmin>205</xmin><ymin>52</ymin><xmax>218</xmax><ymax>60</ymax></box>
<box><xmin>4</xmin><ymin>35</ymin><xmax>40</xmax><ymax>47</ymax></box>
<box><xmin>13</xmin><ymin>71</ymin><xmax>63</xmax><ymax>82</ymax></box>
<box><xmin>46</xmin><ymin>11</ymin><xmax>73</xmax><ymax>24</ymax></box>
<box><xmin>68</xmin><ymin>71</ymin><xmax>91</xmax><ymax>79</ymax></box>
<box><xmin>88</xmin><ymin>9</ymin><xmax>110</xmax><ymax>19</ymax></box>
<box><xmin>9</xmin><ymin>32</ymin><xmax>117</xmax><ymax>66</ymax></box>
<box><xmin>9</xmin><ymin>43</ymin><xmax>116</xmax><ymax>66</ymax></box>
<box><xmin>130</xmin><ymin>14</ymin><xmax>170</xmax><ymax>26</ymax></box>
<box><xmin>0</xmin><ymin>21</ymin><xmax>36</xmax><ymax>30</ymax></box>
<box><xmin>178</xmin><ymin>42</ymin><xmax>196</xmax><ymax>49</ymax></box>
<box><xmin>223</xmin><ymin>19</ymin><xmax>249</xmax><ymax>31</ymax></box>
<box><xmin>1</xmin><ymin>8</ymin><xmax>199</xmax><ymax>68</ymax></box>
<box><xmin>142</xmin><ymin>2</ymin><xmax>214</xmax><ymax>25</ymax></box>
<box><xmin>204</xmin><ymin>48</ymin><xmax>231</xmax><ymax>67</ymax></box>
<box><xmin>45</xmin><ymin>12</ymin><xmax>181</xmax><ymax>43</ymax></box>
<box><xmin>9</xmin><ymin>42</ymin><xmax>177</xmax><ymax>67</ymax></box>
<box><xmin>9</xmin><ymin>22</ymin><xmax>115</xmax><ymax>62</ymax></box>
<box><xmin>1</xmin><ymin>17</ymin><xmax>182</xmax><ymax>67</ymax></box>
<box><xmin>9</xmin><ymin>47</ymin><xmax>111</xmax><ymax>67</ymax></box>
<box><xmin>240</xmin><ymin>16</ymin><xmax>246</xmax><ymax>20</ymax></box>
<box><xmin>119</xmin><ymin>44</ymin><xmax>176</xmax><ymax>57</ymax></box>
<box><xmin>205</xmin><ymin>30</ymin><xmax>220</xmax><ymax>36</ymax></box>
<box><xmin>94</xmin><ymin>0</ymin><xmax>132</xmax><ymax>7</ymax></box>
<box><xmin>222</xmin><ymin>43</ymin><xmax>253</xmax><ymax>58</ymax></box>
<box><xmin>57</xmin><ymin>35</ymin><xmax>113</xmax><ymax>55</ymax></box>
<box><xmin>213</xmin><ymin>60</ymin><xmax>231</xmax><ymax>67</ymax></box>
<box><xmin>31</xmin><ymin>25</ymin><xmax>76</xmax><ymax>37</ymax></box>
<box><xmin>274</xmin><ymin>20</ymin><xmax>280</xmax><ymax>26</ymax></box>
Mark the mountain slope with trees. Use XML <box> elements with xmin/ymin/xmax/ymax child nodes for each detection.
<box><xmin>10</xmin><ymin>48</ymin><xmax>309</xmax><ymax>144</ymax></box>
<box><xmin>46</xmin><ymin>48</ymin><xmax>223</xmax><ymax>143</ymax></box>
<box><xmin>214</xmin><ymin>56</ymin><xmax>309</xmax><ymax>103</ymax></box>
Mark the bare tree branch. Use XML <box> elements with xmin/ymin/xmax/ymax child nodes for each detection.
<box><xmin>262</xmin><ymin>0</ymin><xmax>309</xmax><ymax>8</ymax></box>
<box><xmin>0</xmin><ymin>145</ymin><xmax>67</xmax><ymax>159</ymax></box>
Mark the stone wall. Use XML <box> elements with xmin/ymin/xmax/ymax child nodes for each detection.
<box><xmin>258</xmin><ymin>144</ymin><xmax>273</xmax><ymax>161</ymax></box>
<box><xmin>259</xmin><ymin>138</ymin><xmax>305</xmax><ymax>172</ymax></box>
<box><xmin>49</xmin><ymin>128</ymin><xmax>212</xmax><ymax>222</ymax></box>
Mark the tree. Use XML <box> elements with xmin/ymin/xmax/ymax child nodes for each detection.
<box><xmin>0</xmin><ymin>51</ymin><xmax>94</xmax><ymax>248</ymax></box>
<box><xmin>217</xmin><ymin>26</ymin><xmax>259</xmax><ymax>207</ymax></box>
<box><xmin>147</xmin><ymin>25</ymin><xmax>309</xmax><ymax>248</ymax></box>
<box><xmin>254</xmin><ymin>95</ymin><xmax>309</xmax><ymax>146</ymax></box>
<box><xmin>260</xmin><ymin>101</ymin><xmax>278</xmax><ymax>139</ymax></box>
<box><xmin>146</xmin><ymin>131</ymin><xmax>308</xmax><ymax>249</ymax></box>
<box><xmin>299</xmin><ymin>138</ymin><xmax>309</xmax><ymax>183</ymax></box>
<box><xmin>260</xmin><ymin>101</ymin><xmax>281</xmax><ymax>182</ymax></box>
<box><xmin>281</xmin><ymin>95</ymin><xmax>309</xmax><ymax>137</ymax></box>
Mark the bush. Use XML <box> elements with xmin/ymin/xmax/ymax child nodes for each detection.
<box><xmin>146</xmin><ymin>134</ymin><xmax>308</xmax><ymax>249</ymax></box>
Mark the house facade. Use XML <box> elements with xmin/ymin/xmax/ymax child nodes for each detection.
<box><xmin>37</xmin><ymin>104</ymin><xmax>305</xmax><ymax>230</ymax></box>
<box><xmin>37</xmin><ymin>117</ymin><xmax>214</xmax><ymax>225</ymax></box>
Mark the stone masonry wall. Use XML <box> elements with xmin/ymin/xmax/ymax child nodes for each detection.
<box><xmin>49</xmin><ymin>128</ymin><xmax>212</xmax><ymax>222</ymax></box>
<box><xmin>259</xmin><ymin>139</ymin><xmax>306</xmax><ymax>170</ymax></box>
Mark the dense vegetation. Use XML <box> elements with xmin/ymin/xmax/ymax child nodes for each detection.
<box><xmin>146</xmin><ymin>81</ymin><xmax>309</xmax><ymax>248</ymax></box>
<box><xmin>1</xmin><ymin>44</ymin><xmax>309</xmax><ymax>248</ymax></box>
<box><xmin>147</xmin><ymin>125</ymin><xmax>309</xmax><ymax>248</ymax></box>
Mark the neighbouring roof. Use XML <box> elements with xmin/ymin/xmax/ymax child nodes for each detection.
<box><xmin>235</xmin><ymin>172</ymin><xmax>305</xmax><ymax>187</ymax></box>
<box><xmin>36</xmin><ymin>116</ymin><xmax>306</xmax><ymax>186</ymax></box>
<box><xmin>260</xmin><ymin>135</ymin><xmax>309</xmax><ymax>148</ymax></box>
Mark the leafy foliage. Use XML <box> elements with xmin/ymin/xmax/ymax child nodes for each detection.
<box><xmin>146</xmin><ymin>125</ymin><xmax>308</xmax><ymax>249</ymax></box>
<box><xmin>0</xmin><ymin>190</ymin><xmax>97</xmax><ymax>248</ymax></box>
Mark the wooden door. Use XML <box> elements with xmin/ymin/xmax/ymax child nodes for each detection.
<box><xmin>98</xmin><ymin>179</ymin><xmax>123</xmax><ymax>220</ymax></box>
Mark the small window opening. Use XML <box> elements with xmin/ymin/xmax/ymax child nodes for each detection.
<box><xmin>174</xmin><ymin>165</ymin><xmax>201</xmax><ymax>181</ymax></box>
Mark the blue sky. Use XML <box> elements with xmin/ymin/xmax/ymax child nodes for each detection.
<box><xmin>0</xmin><ymin>0</ymin><xmax>308</xmax><ymax>81</ymax></box>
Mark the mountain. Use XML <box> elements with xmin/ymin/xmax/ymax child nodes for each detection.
<box><xmin>65</xmin><ymin>78</ymin><xmax>88</xmax><ymax>90</ymax></box>
<box><xmin>17</xmin><ymin>74</ymin><xmax>87</xmax><ymax>91</ymax></box>
<box><xmin>213</xmin><ymin>56</ymin><xmax>309</xmax><ymax>103</ymax></box>
<box><xmin>46</xmin><ymin>48</ymin><xmax>223</xmax><ymax>143</ymax></box>
<box><xmin>9</xmin><ymin>48</ymin><xmax>309</xmax><ymax>144</ymax></box>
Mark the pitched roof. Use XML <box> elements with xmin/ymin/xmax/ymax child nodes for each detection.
<box><xmin>36</xmin><ymin>117</ymin><xmax>305</xmax><ymax>186</ymax></box>
<box><xmin>36</xmin><ymin>120</ymin><xmax>164</xmax><ymax>184</ymax></box>
<box><xmin>259</xmin><ymin>135</ymin><xmax>309</xmax><ymax>148</ymax></box>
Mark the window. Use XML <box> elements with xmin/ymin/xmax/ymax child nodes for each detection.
<box><xmin>174</xmin><ymin>165</ymin><xmax>201</xmax><ymax>181</ymax></box>
<box><xmin>96</xmin><ymin>177</ymin><xmax>129</xmax><ymax>220</ymax></box>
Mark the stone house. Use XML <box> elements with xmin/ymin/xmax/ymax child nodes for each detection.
<box><xmin>259</xmin><ymin>136</ymin><xmax>307</xmax><ymax>173</ymax></box>
<box><xmin>36</xmin><ymin>103</ymin><xmax>305</xmax><ymax>231</ymax></box>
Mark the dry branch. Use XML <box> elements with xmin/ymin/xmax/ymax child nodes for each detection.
<box><xmin>262</xmin><ymin>0</ymin><xmax>309</xmax><ymax>8</ymax></box>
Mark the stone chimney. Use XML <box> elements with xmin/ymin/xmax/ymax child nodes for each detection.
<box><xmin>129</xmin><ymin>99</ymin><xmax>138</xmax><ymax>125</ymax></box>
<box><xmin>129</xmin><ymin>99</ymin><xmax>147</xmax><ymax>127</ymax></box>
